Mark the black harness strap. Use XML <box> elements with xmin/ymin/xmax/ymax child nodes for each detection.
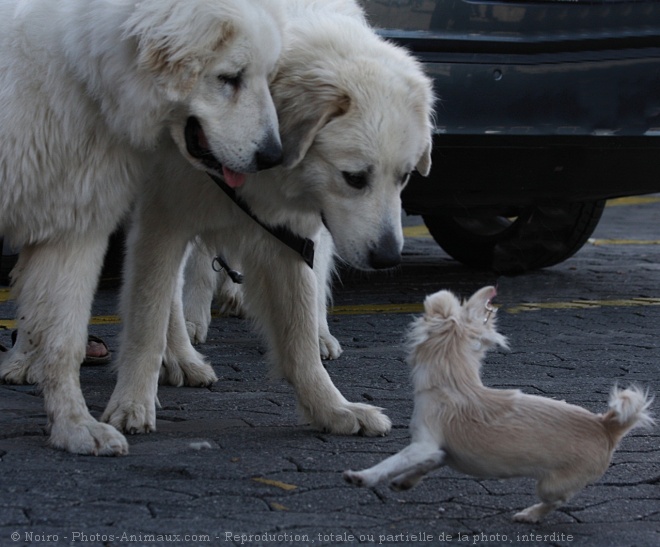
<box><xmin>207</xmin><ymin>173</ymin><xmax>315</xmax><ymax>269</ymax></box>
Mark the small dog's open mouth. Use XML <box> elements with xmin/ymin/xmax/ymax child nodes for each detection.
<box><xmin>184</xmin><ymin>117</ymin><xmax>246</xmax><ymax>188</ymax></box>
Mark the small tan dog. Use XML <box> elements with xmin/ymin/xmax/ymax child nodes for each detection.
<box><xmin>344</xmin><ymin>286</ymin><xmax>654</xmax><ymax>523</ymax></box>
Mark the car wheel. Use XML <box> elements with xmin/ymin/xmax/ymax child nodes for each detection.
<box><xmin>422</xmin><ymin>200</ymin><xmax>606</xmax><ymax>274</ymax></box>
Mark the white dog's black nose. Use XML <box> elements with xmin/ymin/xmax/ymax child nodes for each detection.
<box><xmin>256</xmin><ymin>133</ymin><xmax>283</xmax><ymax>170</ymax></box>
<box><xmin>368</xmin><ymin>232</ymin><xmax>402</xmax><ymax>269</ymax></box>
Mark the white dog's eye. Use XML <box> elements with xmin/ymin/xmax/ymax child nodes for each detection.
<box><xmin>342</xmin><ymin>171</ymin><xmax>369</xmax><ymax>190</ymax></box>
<box><xmin>218</xmin><ymin>71</ymin><xmax>242</xmax><ymax>89</ymax></box>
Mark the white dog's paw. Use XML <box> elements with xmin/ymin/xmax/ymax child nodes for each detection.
<box><xmin>50</xmin><ymin>418</ymin><xmax>129</xmax><ymax>456</ymax></box>
<box><xmin>0</xmin><ymin>353</ymin><xmax>39</xmax><ymax>385</ymax></box>
<box><xmin>343</xmin><ymin>469</ymin><xmax>377</xmax><ymax>488</ymax></box>
<box><xmin>348</xmin><ymin>402</ymin><xmax>392</xmax><ymax>436</ymax></box>
<box><xmin>216</xmin><ymin>278</ymin><xmax>245</xmax><ymax>317</ymax></box>
<box><xmin>102</xmin><ymin>399</ymin><xmax>156</xmax><ymax>435</ymax></box>
<box><xmin>161</xmin><ymin>344</ymin><xmax>217</xmax><ymax>387</ymax></box>
<box><xmin>308</xmin><ymin>402</ymin><xmax>391</xmax><ymax>437</ymax></box>
<box><xmin>159</xmin><ymin>358</ymin><xmax>218</xmax><ymax>387</ymax></box>
<box><xmin>186</xmin><ymin>319</ymin><xmax>209</xmax><ymax>345</ymax></box>
<box><xmin>319</xmin><ymin>332</ymin><xmax>343</xmax><ymax>360</ymax></box>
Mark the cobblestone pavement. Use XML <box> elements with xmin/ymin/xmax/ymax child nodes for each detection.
<box><xmin>1</xmin><ymin>197</ymin><xmax>658</xmax><ymax>547</ymax></box>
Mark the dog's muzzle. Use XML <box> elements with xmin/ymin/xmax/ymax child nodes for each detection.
<box><xmin>368</xmin><ymin>231</ymin><xmax>402</xmax><ymax>270</ymax></box>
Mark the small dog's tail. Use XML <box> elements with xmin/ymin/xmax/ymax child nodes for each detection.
<box><xmin>601</xmin><ymin>385</ymin><xmax>654</xmax><ymax>443</ymax></box>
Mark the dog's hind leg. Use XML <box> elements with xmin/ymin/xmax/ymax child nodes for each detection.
<box><xmin>390</xmin><ymin>453</ymin><xmax>446</xmax><ymax>490</ymax></box>
<box><xmin>182</xmin><ymin>238</ymin><xmax>219</xmax><ymax>344</ymax></box>
<box><xmin>513</xmin><ymin>474</ymin><xmax>582</xmax><ymax>523</ymax></box>
<box><xmin>103</xmin><ymin>205</ymin><xmax>204</xmax><ymax>433</ymax></box>
<box><xmin>343</xmin><ymin>442</ymin><xmax>445</xmax><ymax>488</ymax></box>
<box><xmin>513</xmin><ymin>501</ymin><xmax>565</xmax><ymax>524</ymax></box>
<box><xmin>2</xmin><ymin>239</ymin><xmax>128</xmax><ymax>455</ymax></box>
<box><xmin>161</xmin><ymin>251</ymin><xmax>218</xmax><ymax>387</ymax></box>
<box><xmin>314</xmin><ymin>228</ymin><xmax>341</xmax><ymax>360</ymax></box>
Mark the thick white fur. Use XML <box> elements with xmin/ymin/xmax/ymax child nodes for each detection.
<box><xmin>344</xmin><ymin>286</ymin><xmax>655</xmax><ymax>523</ymax></box>
<box><xmin>182</xmin><ymin>228</ymin><xmax>343</xmax><ymax>361</ymax></box>
<box><xmin>102</xmin><ymin>0</ymin><xmax>434</xmax><ymax>438</ymax></box>
<box><xmin>0</xmin><ymin>0</ymin><xmax>283</xmax><ymax>455</ymax></box>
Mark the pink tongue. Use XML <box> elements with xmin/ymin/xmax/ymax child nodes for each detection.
<box><xmin>223</xmin><ymin>166</ymin><xmax>247</xmax><ymax>188</ymax></box>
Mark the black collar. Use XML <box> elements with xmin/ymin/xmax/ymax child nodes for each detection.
<box><xmin>207</xmin><ymin>173</ymin><xmax>315</xmax><ymax>269</ymax></box>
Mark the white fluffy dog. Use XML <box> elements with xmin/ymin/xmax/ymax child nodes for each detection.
<box><xmin>344</xmin><ymin>286</ymin><xmax>654</xmax><ymax>523</ymax></box>
<box><xmin>182</xmin><ymin>228</ymin><xmax>342</xmax><ymax>361</ymax></box>
<box><xmin>0</xmin><ymin>0</ymin><xmax>284</xmax><ymax>455</ymax></box>
<box><xmin>101</xmin><ymin>0</ymin><xmax>434</xmax><ymax>439</ymax></box>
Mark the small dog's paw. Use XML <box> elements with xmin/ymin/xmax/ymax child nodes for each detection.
<box><xmin>343</xmin><ymin>470</ymin><xmax>368</xmax><ymax>487</ymax></box>
<box><xmin>390</xmin><ymin>477</ymin><xmax>416</xmax><ymax>491</ymax></box>
<box><xmin>512</xmin><ymin>508</ymin><xmax>541</xmax><ymax>523</ymax></box>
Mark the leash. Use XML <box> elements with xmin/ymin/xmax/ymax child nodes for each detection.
<box><xmin>212</xmin><ymin>255</ymin><xmax>244</xmax><ymax>284</ymax></box>
<box><xmin>206</xmin><ymin>173</ymin><xmax>315</xmax><ymax>270</ymax></box>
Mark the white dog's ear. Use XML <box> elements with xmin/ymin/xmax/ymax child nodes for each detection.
<box><xmin>416</xmin><ymin>138</ymin><xmax>433</xmax><ymax>177</ymax></box>
<box><xmin>274</xmin><ymin>71</ymin><xmax>351</xmax><ymax>168</ymax></box>
<box><xmin>125</xmin><ymin>9</ymin><xmax>236</xmax><ymax>100</ymax></box>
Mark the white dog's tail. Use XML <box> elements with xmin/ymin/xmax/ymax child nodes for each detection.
<box><xmin>601</xmin><ymin>385</ymin><xmax>654</xmax><ymax>443</ymax></box>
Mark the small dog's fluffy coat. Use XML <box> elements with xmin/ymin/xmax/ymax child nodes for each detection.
<box><xmin>344</xmin><ymin>286</ymin><xmax>654</xmax><ymax>522</ymax></box>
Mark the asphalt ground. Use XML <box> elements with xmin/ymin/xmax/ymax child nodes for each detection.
<box><xmin>0</xmin><ymin>196</ymin><xmax>658</xmax><ymax>547</ymax></box>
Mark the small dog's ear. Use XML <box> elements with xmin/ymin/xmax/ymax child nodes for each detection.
<box><xmin>466</xmin><ymin>285</ymin><xmax>497</xmax><ymax>321</ymax></box>
<box><xmin>424</xmin><ymin>290</ymin><xmax>459</xmax><ymax>319</ymax></box>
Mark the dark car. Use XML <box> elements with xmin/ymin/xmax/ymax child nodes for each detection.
<box><xmin>361</xmin><ymin>0</ymin><xmax>660</xmax><ymax>273</ymax></box>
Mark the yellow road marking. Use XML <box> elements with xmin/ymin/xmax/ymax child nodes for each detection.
<box><xmin>334</xmin><ymin>298</ymin><xmax>660</xmax><ymax>316</ymax></box>
<box><xmin>0</xmin><ymin>288</ymin><xmax>10</xmax><ymax>303</ymax></box>
<box><xmin>2</xmin><ymin>192</ymin><xmax>659</xmax><ymax>324</ymax></box>
<box><xmin>403</xmin><ymin>225</ymin><xmax>430</xmax><ymax>238</ymax></box>
<box><xmin>1</xmin><ymin>314</ymin><xmax>123</xmax><ymax>330</ymax></box>
<box><xmin>2</xmin><ymin>296</ymin><xmax>660</xmax><ymax>329</ymax></box>
<box><xmin>331</xmin><ymin>303</ymin><xmax>423</xmax><ymax>315</ymax></box>
<box><xmin>606</xmin><ymin>196</ymin><xmax>660</xmax><ymax>207</ymax></box>
<box><xmin>506</xmin><ymin>297</ymin><xmax>660</xmax><ymax>315</ymax></box>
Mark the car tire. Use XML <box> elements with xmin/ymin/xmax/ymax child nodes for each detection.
<box><xmin>422</xmin><ymin>200</ymin><xmax>606</xmax><ymax>274</ymax></box>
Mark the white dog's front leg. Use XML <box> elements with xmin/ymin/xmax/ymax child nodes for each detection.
<box><xmin>102</xmin><ymin>211</ymin><xmax>190</xmax><ymax>434</ymax></box>
<box><xmin>242</xmin><ymin>243</ymin><xmax>390</xmax><ymax>437</ymax></box>
<box><xmin>343</xmin><ymin>442</ymin><xmax>445</xmax><ymax>488</ymax></box>
<box><xmin>2</xmin><ymin>240</ymin><xmax>128</xmax><ymax>455</ymax></box>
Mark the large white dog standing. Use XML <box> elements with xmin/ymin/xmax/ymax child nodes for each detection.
<box><xmin>103</xmin><ymin>0</ymin><xmax>435</xmax><ymax>439</ymax></box>
<box><xmin>0</xmin><ymin>0</ymin><xmax>284</xmax><ymax>455</ymax></box>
